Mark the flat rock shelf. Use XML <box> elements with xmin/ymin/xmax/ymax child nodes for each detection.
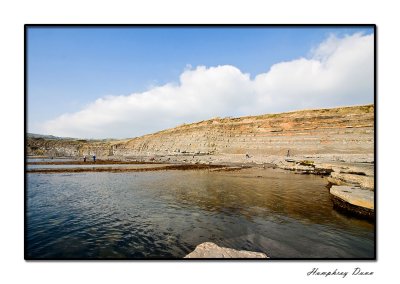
<box><xmin>330</xmin><ymin>186</ymin><xmax>374</xmax><ymax>219</ymax></box>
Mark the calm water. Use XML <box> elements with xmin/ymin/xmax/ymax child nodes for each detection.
<box><xmin>26</xmin><ymin>168</ymin><xmax>374</xmax><ymax>259</ymax></box>
<box><xmin>27</xmin><ymin>163</ymin><xmax>168</xmax><ymax>170</ymax></box>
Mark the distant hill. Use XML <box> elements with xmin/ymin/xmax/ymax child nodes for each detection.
<box><xmin>27</xmin><ymin>133</ymin><xmax>118</xmax><ymax>142</ymax></box>
<box><xmin>27</xmin><ymin>133</ymin><xmax>70</xmax><ymax>140</ymax></box>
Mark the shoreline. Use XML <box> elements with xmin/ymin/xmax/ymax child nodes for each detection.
<box><xmin>26</xmin><ymin>153</ymin><xmax>374</xmax><ymax>220</ymax></box>
<box><xmin>26</xmin><ymin>163</ymin><xmax>228</xmax><ymax>173</ymax></box>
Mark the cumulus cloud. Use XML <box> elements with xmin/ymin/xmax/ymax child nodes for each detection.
<box><xmin>39</xmin><ymin>32</ymin><xmax>374</xmax><ymax>139</ymax></box>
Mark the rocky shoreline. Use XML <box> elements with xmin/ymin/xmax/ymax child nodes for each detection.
<box><xmin>26</xmin><ymin>162</ymin><xmax>227</xmax><ymax>173</ymax></box>
<box><xmin>27</xmin><ymin>152</ymin><xmax>374</xmax><ymax>220</ymax></box>
<box><xmin>27</xmin><ymin>105</ymin><xmax>375</xmax><ymax>220</ymax></box>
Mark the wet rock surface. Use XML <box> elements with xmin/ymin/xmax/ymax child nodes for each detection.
<box><xmin>184</xmin><ymin>242</ymin><xmax>268</xmax><ymax>258</ymax></box>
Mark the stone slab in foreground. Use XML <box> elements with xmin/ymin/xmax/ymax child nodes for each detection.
<box><xmin>330</xmin><ymin>186</ymin><xmax>374</xmax><ymax>219</ymax></box>
<box><xmin>184</xmin><ymin>242</ymin><xmax>268</xmax><ymax>258</ymax></box>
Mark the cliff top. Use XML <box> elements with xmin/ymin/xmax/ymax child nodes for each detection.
<box><xmin>132</xmin><ymin>104</ymin><xmax>374</xmax><ymax>139</ymax></box>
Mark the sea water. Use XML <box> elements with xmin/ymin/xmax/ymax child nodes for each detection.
<box><xmin>26</xmin><ymin>167</ymin><xmax>374</xmax><ymax>259</ymax></box>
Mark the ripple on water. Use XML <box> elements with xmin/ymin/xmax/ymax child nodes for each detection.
<box><xmin>26</xmin><ymin>168</ymin><xmax>374</xmax><ymax>259</ymax></box>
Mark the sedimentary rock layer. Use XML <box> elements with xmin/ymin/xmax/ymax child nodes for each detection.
<box><xmin>27</xmin><ymin>104</ymin><xmax>374</xmax><ymax>159</ymax></box>
<box><xmin>330</xmin><ymin>186</ymin><xmax>374</xmax><ymax>219</ymax></box>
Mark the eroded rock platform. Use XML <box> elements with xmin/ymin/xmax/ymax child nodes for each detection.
<box><xmin>330</xmin><ymin>186</ymin><xmax>374</xmax><ymax>219</ymax></box>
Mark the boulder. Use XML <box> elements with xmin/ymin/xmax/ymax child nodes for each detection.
<box><xmin>184</xmin><ymin>242</ymin><xmax>268</xmax><ymax>258</ymax></box>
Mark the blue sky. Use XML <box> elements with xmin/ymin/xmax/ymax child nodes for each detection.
<box><xmin>27</xmin><ymin>26</ymin><xmax>374</xmax><ymax>138</ymax></box>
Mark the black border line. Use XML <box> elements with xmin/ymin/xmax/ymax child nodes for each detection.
<box><xmin>24</xmin><ymin>24</ymin><xmax>377</xmax><ymax>261</ymax></box>
<box><xmin>24</xmin><ymin>25</ymin><xmax>29</xmax><ymax>261</ymax></box>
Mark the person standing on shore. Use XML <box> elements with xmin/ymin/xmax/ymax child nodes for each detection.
<box><xmin>93</xmin><ymin>155</ymin><xmax>96</xmax><ymax>162</ymax></box>
<box><xmin>83</xmin><ymin>156</ymin><xmax>86</xmax><ymax>162</ymax></box>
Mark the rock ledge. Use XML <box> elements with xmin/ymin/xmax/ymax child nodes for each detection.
<box><xmin>330</xmin><ymin>186</ymin><xmax>374</xmax><ymax>219</ymax></box>
<box><xmin>184</xmin><ymin>242</ymin><xmax>268</xmax><ymax>258</ymax></box>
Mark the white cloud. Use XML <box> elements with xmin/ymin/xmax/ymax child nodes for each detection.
<box><xmin>39</xmin><ymin>32</ymin><xmax>374</xmax><ymax>139</ymax></box>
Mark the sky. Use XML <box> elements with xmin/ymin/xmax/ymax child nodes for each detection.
<box><xmin>27</xmin><ymin>26</ymin><xmax>374</xmax><ymax>139</ymax></box>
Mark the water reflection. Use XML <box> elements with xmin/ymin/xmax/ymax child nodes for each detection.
<box><xmin>26</xmin><ymin>168</ymin><xmax>374</xmax><ymax>259</ymax></box>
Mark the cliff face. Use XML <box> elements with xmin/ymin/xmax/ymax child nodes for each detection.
<box><xmin>27</xmin><ymin>138</ymin><xmax>115</xmax><ymax>157</ymax></box>
<box><xmin>113</xmin><ymin>104</ymin><xmax>374</xmax><ymax>157</ymax></box>
<box><xmin>27</xmin><ymin>104</ymin><xmax>374</xmax><ymax>159</ymax></box>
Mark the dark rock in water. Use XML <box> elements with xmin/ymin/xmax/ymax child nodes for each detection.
<box><xmin>184</xmin><ymin>242</ymin><xmax>268</xmax><ymax>258</ymax></box>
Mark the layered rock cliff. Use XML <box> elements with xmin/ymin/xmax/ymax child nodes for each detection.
<box><xmin>114</xmin><ymin>104</ymin><xmax>374</xmax><ymax>157</ymax></box>
<box><xmin>27</xmin><ymin>104</ymin><xmax>374</xmax><ymax>160</ymax></box>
